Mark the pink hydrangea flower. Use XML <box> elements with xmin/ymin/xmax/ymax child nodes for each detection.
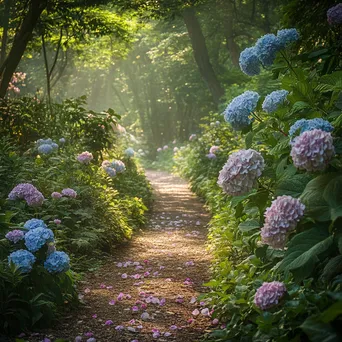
<box><xmin>254</xmin><ymin>281</ymin><xmax>286</xmax><ymax>310</ymax></box>
<box><xmin>218</xmin><ymin>149</ymin><xmax>264</xmax><ymax>196</ymax></box>
<box><xmin>261</xmin><ymin>195</ymin><xmax>305</xmax><ymax>249</ymax></box>
<box><xmin>5</xmin><ymin>230</ymin><xmax>24</xmax><ymax>243</ymax></box>
<box><xmin>54</xmin><ymin>219</ymin><xmax>61</xmax><ymax>225</ymax></box>
<box><xmin>51</xmin><ymin>191</ymin><xmax>62</xmax><ymax>199</ymax></box>
<box><xmin>291</xmin><ymin>129</ymin><xmax>335</xmax><ymax>172</ymax></box>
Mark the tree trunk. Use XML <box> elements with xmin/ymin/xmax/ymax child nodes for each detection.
<box><xmin>183</xmin><ymin>7</ymin><xmax>224</xmax><ymax>106</ymax></box>
<box><xmin>0</xmin><ymin>0</ymin><xmax>11</xmax><ymax>66</ymax></box>
<box><xmin>0</xmin><ymin>0</ymin><xmax>47</xmax><ymax>98</ymax></box>
<box><xmin>220</xmin><ymin>1</ymin><xmax>240</xmax><ymax>67</ymax></box>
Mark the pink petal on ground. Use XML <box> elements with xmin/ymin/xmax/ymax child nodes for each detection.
<box><xmin>187</xmin><ymin>318</ymin><xmax>195</xmax><ymax>324</ymax></box>
<box><xmin>75</xmin><ymin>336</ymin><xmax>82</xmax><ymax>342</ymax></box>
<box><xmin>106</xmin><ymin>286</ymin><xmax>113</xmax><ymax>290</ymax></box>
<box><xmin>105</xmin><ymin>320</ymin><xmax>113</xmax><ymax>325</ymax></box>
<box><xmin>160</xmin><ymin>298</ymin><xmax>166</xmax><ymax>306</ymax></box>
<box><xmin>116</xmin><ymin>262</ymin><xmax>123</xmax><ymax>267</ymax></box>
<box><xmin>190</xmin><ymin>297</ymin><xmax>196</xmax><ymax>304</ymax></box>
<box><xmin>92</xmin><ymin>314</ymin><xmax>97</xmax><ymax>318</ymax></box>
<box><xmin>132</xmin><ymin>305</ymin><xmax>139</xmax><ymax>312</ymax></box>
<box><xmin>170</xmin><ymin>325</ymin><xmax>178</xmax><ymax>330</ymax></box>
<box><xmin>117</xmin><ymin>293</ymin><xmax>124</xmax><ymax>301</ymax></box>
<box><xmin>108</xmin><ymin>300</ymin><xmax>116</xmax><ymax>305</ymax></box>
<box><xmin>201</xmin><ymin>308</ymin><xmax>210</xmax><ymax>316</ymax></box>
<box><xmin>121</xmin><ymin>273</ymin><xmax>128</xmax><ymax>279</ymax></box>
<box><xmin>84</xmin><ymin>288</ymin><xmax>91</xmax><ymax>293</ymax></box>
<box><xmin>212</xmin><ymin>318</ymin><xmax>219</xmax><ymax>325</ymax></box>
<box><xmin>85</xmin><ymin>332</ymin><xmax>93</xmax><ymax>337</ymax></box>
<box><xmin>141</xmin><ymin>312</ymin><xmax>150</xmax><ymax>320</ymax></box>
<box><xmin>141</xmin><ymin>303</ymin><xmax>147</xmax><ymax>310</ymax></box>
<box><xmin>144</xmin><ymin>271</ymin><xmax>150</xmax><ymax>277</ymax></box>
<box><xmin>115</xmin><ymin>325</ymin><xmax>124</xmax><ymax>331</ymax></box>
<box><xmin>192</xmin><ymin>309</ymin><xmax>200</xmax><ymax>316</ymax></box>
<box><xmin>99</xmin><ymin>284</ymin><xmax>106</xmax><ymax>289</ymax></box>
<box><xmin>165</xmin><ymin>278</ymin><xmax>172</xmax><ymax>282</ymax></box>
<box><xmin>125</xmin><ymin>294</ymin><xmax>132</xmax><ymax>299</ymax></box>
<box><xmin>164</xmin><ymin>332</ymin><xmax>172</xmax><ymax>337</ymax></box>
<box><xmin>129</xmin><ymin>319</ymin><xmax>136</xmax><ymax>324</ymax></box>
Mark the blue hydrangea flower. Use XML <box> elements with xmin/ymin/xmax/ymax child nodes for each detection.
<box><xmin>112</xmin><ymin>160</ymin><xmax>126</xmax><ymax>173</ymax></box>
<box><xmin>224</xmin><ymin>91</ymin><xmax>260</xmax><ymax>130</ymax></box>
<box><xmin>59</xmin><ymin>138</ymin><xmax>66</xmax><ymax>144</ymax></box>
<box><xmin>255</xmin><ymin>34</ymin><xmax>281</xmax><ymax>66</ymax></box>
<box><xmin>36</xmin><ymin>138</ymin><xmax>53</xmax><ymax>146</ymax></box>
<box><xmin>51</xmin><ymin>143</ymin><xmax>59</xmax><ymax>150</ymax></box>
<box><xmin>105</xmin><ymin>167</ymin><xmax>117</xmax><ymax>178</ymax></box>
<box><xmin>25</xmin><ymin>227</ymin><xmax>54</xmax><ymax>252</ymax></box>
<box><xmin>8</xmin><ymin>250</ymin><xmax>36</xmax><ymax>273</ymax></box>
<box><xmin>38</xmin><ymin>144</ymin><xmax>53</xmax><ymax>155</ymax></box>
<box><xmin>327</xmin><ymin>3</ymin><xmax>342</xmax><ymax>25</ymax></box>
<box><xmin>262</xmin><ymin>90</ymin><xmax>289</xmax><ymax>113</ymax></box>
<box><xmin>289</xmin><ymin>118</ymin><xmax>333</xmax><ymax>138</ymax></box>
<box><xmin>44</xmin><ymin>251</ymin><xmax>70</xmax><ymax>273</ymax></box>
<box><xmin>239</xmin><ymin>47</ymin><xmax>261</xmax><ymax>76</ymax></box>
<box><xmin>24</xmin><ymin>218</ymin><xmax>47</xmax><ymax>230</ymax></box>
<box><xmin>277</xmin><ymin>29</ymin><xmax>299</xmax><ymax>48</ymax></box>
<box><xmin>125</xmin><ymin>148</ymin><xmax>135</xmax><ymax>157</ymax></box>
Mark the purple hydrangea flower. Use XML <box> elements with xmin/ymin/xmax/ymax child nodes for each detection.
<box><xmin>51</xmin><ymin>191</ymin><xmax>62</xmax><ymax>199</ymax></box>
<box><xmin>77</xmin><ymin>151</ymin><xmax>93</xmax><ymax>164</ymax></box>
<box><xmin>59</xmin><ymin>138</ymin><xmax>66</xmax><ymax>144</ymax></box>
<box><xmin>5</xmin><ymin>230</ymin><xmax>24</xmax><ymax>243</ymax></box>
<box><xmin>254</xmin><ymin>281</ymin><xmax>286</xmax><ymax>310</ymax></box>
<box><xmin>44</xmin><ymin>251</ymin><xmax>70</xmax><ymax>273</ymax></box>
<box><xmin>277</xmin><ymin>29</ymin><xmax>299</xmax><ymax>48</ymax></box>
<box><xmin>25</xmin><ymin>227</ymin><xmax>54</xmax><ymax>252</ymax></box>
<box><xmin>218</xmin><ymin>149</ymin><xmax>265</xmax><ymax>196</ymax></box>
<box><xmin>8</xmin><ymin>249</ymin><xmax>36</xmax><ymax>273</ymax></box>
<box><xmin>163</xmin><ymin>145</ymin><xmax>168</xmax><ymax>151</ymax></box>
<box><xmin>255</xmin><ymin>34</ymin><xmax>281</xmax><ymax>66</ymax></box>
<box><xmin>8</xmin><ymin>183</ymin><xmax>44</xmax><ymax>207</ymax></box>
<box><xmin>101</xmin><ymin>160</ymin><xmax>111</xmax><ymax>168</ymax></box>
<box><xmin>262</xmin><ymin>90</ymin><xmax>289</xmax><ymax>113</ymax></box>
<box><xmin>206</xmin><ymin>153</ymin><xmax>217</xmax><ymax>159</ymax></box>
<box><xmin>327</xmin><ymin>3</ymin><xmax>342</xmax><ymax>25</ymax></box>
<box><xmin>24</xmin><ymin>218</ymin><xmax>47</xmax><ymax>230</ymax></box>
<box><xmin>290</xmin><ymin>129</ymin><xmax>335</xmax><ymax>172</ymax></box>
<box><xmin>209</xmin><ymin>146</ymin><xmax>220</xmax><ymax>154</ymax></box>
<box><xmin>239</xmin><ymin>47</ymin><xmax>261</xmax><ymax>76</ymax></box>
<box><xmin>62</xmin><ymin>188</ymin><xmax>77</xmax><ymax>198</ymax></box>
<box><xmin>261</xmin><ymin>195</ymin><xmax>305</xmax><ymax>249</ymax></box>
<box><xmin>223</xmin><ymin>91</ymin><xmax>260</xmax><ymax>130</ymax></box>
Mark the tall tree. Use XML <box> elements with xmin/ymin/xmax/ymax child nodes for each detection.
<box><xmin>0</xmin><ymin>0</ymin><xmax>48</xmax><ymax>97</ymax></box>
<box><xmin>183</xmin><ymin>7</ymin><xmax>224</xmax><ymax>105</ymax></box>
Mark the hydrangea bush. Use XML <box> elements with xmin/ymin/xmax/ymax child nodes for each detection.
<box><xmin>176</xmin><ymin>21</ymin><xmax>342</xmax><ymax>342</ymax></box>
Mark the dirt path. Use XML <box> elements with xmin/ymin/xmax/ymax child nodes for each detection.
<box><xmin>34</xmin><ymin>171</ymin><xmax>212</xmax><ymax>342</ymax></box>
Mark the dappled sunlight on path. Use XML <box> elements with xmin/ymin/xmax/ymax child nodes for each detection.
<box><xmin>34</xmin><ymin>171</ymin><xmax>212</xmax><ymax>342</ymax></box>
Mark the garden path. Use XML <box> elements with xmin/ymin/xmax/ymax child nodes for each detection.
<box><xmin>34</xmin><ymin>171</ymin><xmax>213</xmax><ymax>342</ymax></box>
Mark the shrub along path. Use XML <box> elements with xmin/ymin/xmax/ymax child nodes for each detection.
<box><xmin>33</xmin><ymin>170</ymin><xmax>212</xmax><ymax>342</ymax></box>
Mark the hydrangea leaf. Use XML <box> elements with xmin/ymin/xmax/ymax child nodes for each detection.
<box><xmin>277</xmin><ymin>227</ymin><xmax>333</xmax><ymax>282</ymax></box>
<box><xmin>276</xmin><ymin>173</ymin><xmax>312</xmax><ymax>198</ymax></box>
<box><xmin>300</xmin><ymin>173</ymin><xmax>342</xmax><ymax>221</ymax></box>
<box><xmin>300</xmin><ymin>316</ymin><xmax>339</xmax><ymax>342</ymax></box>
<box><xmin>238</xmin><ymin>219</ymin><xmax>260</xmax><ymax>233</ymax></box>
